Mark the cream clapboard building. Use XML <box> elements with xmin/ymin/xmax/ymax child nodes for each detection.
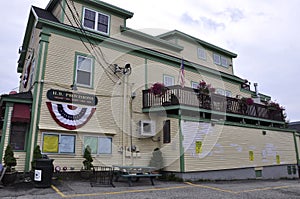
<box><xmin>0</xmin><ymin>0</ymin><xmax>299</xmax><ymax>180</ymax></box>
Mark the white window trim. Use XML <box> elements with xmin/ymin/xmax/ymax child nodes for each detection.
<box><xmin>191</xmin><ymin>81</ymin><xmax>198</xmax><ymax>89</ymax></box>
<box><xmin>197</xmin><ymin>47</ymin><xmax>206</xmax><ymax>60</ymax></box>
<box><xmin>163</xmin><ymin>75</ymin><xmax>175</xmax><ymax>87</ymax></box>
<box><xmin>41</xmin><ymin>132</ymin><xmax>76</xmax><ymax>154</ymax></box>
<box><xmin>221</xmin><ymin>56</ymin><xmax>228</xmax><ymax>67</ymax></box>
<box><xmin>82</xmin><ymin>7</ymin><xmax>110</xmax><ymax>35</ymax></box>
<box><xmin>75</xmin><ymin>55</ymin><xmax>93</xmax><ymax>88</ymax></box>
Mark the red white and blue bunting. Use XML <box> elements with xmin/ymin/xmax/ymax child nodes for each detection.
<box><xmin>46</xmin><ymin>102</ymin><xmax>96</xmax><ymax>130</ymax></box>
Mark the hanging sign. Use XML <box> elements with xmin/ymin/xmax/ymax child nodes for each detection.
<box><xmin>47</xmin><ymin>89</ymin><xmax>98</xmax><ymax>106</ymax></box>
<box><xmin>46</xmin><ymin>89</ymin><xmax>97</xmax><ymax>130</ymax></box>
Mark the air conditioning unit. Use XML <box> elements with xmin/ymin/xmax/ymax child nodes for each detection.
<box><xmin>139</xmin><ymin>120</ymin><xmax>156</xmax><ymax>137</ymax></box>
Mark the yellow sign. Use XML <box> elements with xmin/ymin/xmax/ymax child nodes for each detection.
<box><xmin>276</xmin><ymin>155</ymin><xmax>280</xmax><ymax>164</ymax></box>
<box><xmin>43</xmin><ymin>135</ymin><xmax>59</xmax><ymax>153</ymax></box>
<box><xmin>195</xmin><ymin>141</ymin><xmax>202</xmax><ymax>154</ymax></box>
<box><xmin>249</xmin><ymin>151</ymin><xmax>254</xmax><ymax>161</ymax></box>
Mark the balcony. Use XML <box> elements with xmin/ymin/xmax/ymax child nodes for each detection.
<box><xmin>142</xmin><ymin>85</ymin><xmax>285</xmax><ymax>127</ymax></box>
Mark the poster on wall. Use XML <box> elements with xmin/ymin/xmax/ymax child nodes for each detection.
<box><xmin>181</xmin><ymin>121</ymin><xmax>221</xmax><ymax>159</ymax></box>
<box><xmin>195</xmin><ymin>141</ymin><xmax>202</xmax><ymax>154</ymax></box>
<box><xmin>46</xmin><ymin>89</ymin><xmax>98</xmax><ymax>130</ymax></box>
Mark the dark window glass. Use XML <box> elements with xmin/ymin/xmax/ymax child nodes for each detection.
<box><xmin>84</xmin><ymin>9</ymin><xmax>96</xmax><ymax>29</ymax></box>
<box><xmin>97</xmin><ymin>14</ymin><xmax>108</xmax><ymax>33</ymax></box>
<box><xmin>163</xmin><ymin>120</ymin><xmax>171</xmax><ymax>144</ymax></box>
<box><xmin>10</xmin><ymin>123</ymin><xmax>27</xmax><ymax>150</ymax></box>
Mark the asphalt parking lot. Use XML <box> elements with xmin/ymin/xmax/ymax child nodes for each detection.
<box><xmin>1</xmin><ymin>178</ymin><xmax>300</xmax><ymax>199</ymax></box>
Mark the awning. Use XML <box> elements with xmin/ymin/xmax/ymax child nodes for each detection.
<box><xmin>11</xmin><ymin>103</ymin><xmax>31</xmax><ymax>123</ymax></box>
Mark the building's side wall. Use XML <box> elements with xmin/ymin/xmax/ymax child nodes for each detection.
<box><xmin>166</xmin><ymin>38</ymin><xmax>234</xmax><ymax>75</ymax></box>
<box><xmin>182</xmin><ymin>121</ymin><xmax>297</xmax><ymax>173</ymax></box>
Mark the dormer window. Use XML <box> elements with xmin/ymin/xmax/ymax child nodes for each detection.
<box><xmin>83</xmin><ymin>8</ymin><xmax>110</xmax><ymax>35</ymax></box>
<box><xmin>213</xmin><ymin>53</ymin><xmax>228</xmax><ymax>67</ymax></box>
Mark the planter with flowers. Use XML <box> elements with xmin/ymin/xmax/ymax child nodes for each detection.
<box><xmin>267</xmin><ymin>101</ymin><xmax>285</xmax><ymax>121</ymax></box>
<box><xmin>240</xmin><ymin>97</ymin><xmax>254</xmax><ymax>114</ymax></box>
<box><xmin>150</xmin><ymin>82</ymin><xmax>168</xmax><ymax>97</ymax></box>
<box><xmin>150</xmin><ymin>82</ymin><xmax>168</xmax><ymax>106</ymax></box>
<box><xmin>194</xmin><ymin>80</ymin><xmax>215</xmax><ymax>108</ymax></box>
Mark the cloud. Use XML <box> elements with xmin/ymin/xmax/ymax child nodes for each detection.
<box><xmin>180</xmin><ymin>13</ymin><xmax>225</xmax><ymax>31</ymax></box>
<box><xmin>226</xmin><ymin>8</ymin><xmax>245</xmax><ymax>22</ymax></box>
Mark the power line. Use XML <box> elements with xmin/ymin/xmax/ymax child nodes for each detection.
<box><xmin>60</xmin><ymin>0</ymin><xmax>120</xmax><ymax>84</ymax></box>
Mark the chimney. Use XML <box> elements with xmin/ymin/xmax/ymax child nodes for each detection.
<box><xmin>254</xmin><ymin>83</ymin><xmax>259</xmax><ymax>97</ymax></box>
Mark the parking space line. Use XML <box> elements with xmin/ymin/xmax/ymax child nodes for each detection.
<box><xmin>237</xmin><ymin>185</ymin><xmax>299</xmax><ymax>194</ymax></box>
<box><xmin>51</xmin><ymin>184</ymin><xmax>191</xmax><ymax>198</ymax></box>
<box><xmin>185</xmin><ymin>182</ymin><xmax>300</xmax><ymax>194</ymax></box>
<box><xmin>185</xmin><ymin>182</ymin><xmax>237</xmax><ymax>194</ymax></box>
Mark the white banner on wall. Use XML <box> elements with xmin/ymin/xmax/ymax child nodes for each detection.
<box><xmin>181</xmin><ymin>120</ymin><xmax>222</xmax><ymax>159</ymax></box>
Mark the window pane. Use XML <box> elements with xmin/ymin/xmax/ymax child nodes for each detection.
<box><xmin>163</xmin><ymin>75</ymin><xmax>174</xmax><ymax>86</ymax></box>
<box><xmin>43</xmin><ymin>134</ymin><xmax>59</xmax><ymax>153</ymax></box>
<box><xmin>77</xmin><ymin>71</ymin><xmax>91</xmax><ymax>85</ymax></box>
<box><xmin>77</xmin><ymin>56</ymin><xmax>92</xmax><ymax>72</ymax></box>
<box><xmin>225</xmin><ymin>90</ymin><xmax>232</xmax><ymax>97</ymax></box>
<box><xmin>98</xmin><ymin>137</ymin><xmax>112</xmax><ymax>154</ymax></box>
<box><xmin>76</xmin><ymin>55</ymin><xmax>92</xmax><ymax>86</ymax></box>
<box><xmin>198</xmin><ymin>48</ymin><xmax>206</xmax><ymax>60</ymax></box>
<box><xmin>213</xmin><ymin>54</ymin><xmax>221</xmax><ymax>65</ymax></box>
<box><xmin>163</xmin><ymin>120</ymin><xmax>171</xmax><ymax>144</ymax></box>
<box><xmin>10</xmin><ymin>123</ymin><xmax>27</xmax><ymax>150</ymax></box>
<box><xmin>191</xmin><ymin>82</ymin><xmax>198</xmax><ymax>89</ymax></box>
<box><xmin>84</xmin><ymin>9</ymin><xmax>96</xmax><ymax>29</ymax></box>
<box><xmin>60</xmin><ymin>135</ymin><xmax>75</xmax><ymax>153</ymax></box>
<box><xmin>98</xmin><ymin>24</ymin><xmax>108</xmax><ymax>33</ymax></box>
<box><xmin>221</xmin><ymin>57</ymin><xmax>228</xmax><ymax>67</ymax></box>
<box><xmin>98</xmin><ymin>14</ymin><xmax>108</xmax><ymax>25</ymax></box>
<box><xmin>97</xmin><ymin>14</ymin><xmax>109</xmax><ymax>33</ymax></box>
<box><xmin>216</xmin><ymin>88</ymin><xmax>225</xmax><ymax>95</ymax></box>
<box><xmin>84</xmin><ymin>136</ymin><xmax>98</xmax><ymax>154</ymax></box>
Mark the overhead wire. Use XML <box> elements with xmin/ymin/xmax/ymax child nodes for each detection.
<box><xmin>60</xmin><ymin>0</ymin><xmax>120</xmax><ymax>84</ymax></box>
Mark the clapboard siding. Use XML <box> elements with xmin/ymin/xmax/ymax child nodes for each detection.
<box><xmin>182</xmin><ymin>121</ymin><xmax>296</xmax><ymax>172</ymax></box>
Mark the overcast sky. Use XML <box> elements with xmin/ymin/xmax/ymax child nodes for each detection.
<box><xmin>0</xmin><ymin>0</ymin><xmax>299</xmax><ymax>122</ymax></box>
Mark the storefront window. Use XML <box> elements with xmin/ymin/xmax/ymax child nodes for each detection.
<box><xmin>42</xmin><ymin>133</ymin><xmax>75</xmax><ymax>154</ymax></box>
<box><xmin>10</xmin><ymin>122</ymin><xmax>27</xmax><ymax>150</ymax></box>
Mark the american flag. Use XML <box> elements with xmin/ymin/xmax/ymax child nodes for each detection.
<box><xmin>179</xmin><ymin>59</ymin><xmax>185</xmax><ymax>87</ymax></box>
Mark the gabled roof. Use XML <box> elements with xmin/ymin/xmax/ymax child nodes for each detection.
<box><xmin>157</xmin><ymin>30</ymin><xmax>237</xmax><ymax>58</ymax></box>
<box><xmin>46</xmin><ymin>0</ymin><xmax>134</xmax><ymax>19</ymax></box>
<box><xmin>0</xmin><ymin>91</ymin><xmax>33</xmax><ymax>106</ymax></box>
<box><xmin>33</xmin><ymin>6</ymin><xmax>59</xmax><ymax>23</ymax></box>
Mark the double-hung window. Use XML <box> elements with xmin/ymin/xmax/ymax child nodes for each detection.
<box><xmin>83</xmin><ymin>8</ymin><xmax>110</xmax><ymax>35</ymax></box>
<box><xmin>84</xmin><ymin>136</ymin><xmax>112</xmax><ymax>155</ymax></box>
<box><xmin>214</xmin><ymin>53</ymin><xmax>228</xmax><ymax>67</ymax></box>
<box><xmin>42</xmin><ymin>133</ymin><xmax>76</xmax><ymax>154</ymax></box>
<box><xmin>213</xmin><ymin>53</ymin><xmax>221</xmax><ymax>65</ymax></box>
<box><xmin>163</xmin><ymin>75</ymin><xmax>175</xmax><ymax>87</ymax></box>
<box><xmin>197</xmin><ymin>47</ymin><xmax>206</xmax><ymax>60</ymax></box>
<box><xmin>75</xmin><ymin>54</ymin><xmax>93</xmax><ymax>88</ymax></box>
<box><xmin>191</xmin><ymin>81</ymin><xmax>199</xmax><ymax>89</ymax></box>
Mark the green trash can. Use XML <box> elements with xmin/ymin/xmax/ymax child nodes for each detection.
<box><xmin>34</xmin><ymin>159</ymin><xmax>54</xmax><ymax>188</ymax></box>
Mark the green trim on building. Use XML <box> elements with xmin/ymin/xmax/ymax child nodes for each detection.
<box><xmin>24</xmin><ymin>30</ymin><xmax>51</xmax><ymax>171</ymax></box>
<box><xmin>60</xmin><ymin>0</ymin><xmax>66</xmax><ymax>22</ymax></box>
<box><xmin>47</xmin><ymin>0</ymin><xmax>133</xmax><ymax>19</ymax></box>
<box><xmin>157</xmin><ymin>30</ymin><xmax>237</xmax><ymax>58</ymax></box>
<box><xmin>179</xmin><ymin>112</ymin><xmax>185</xmax><ymax>172</ymax></box>
<box><xmin>293</xmin><ymin>132</ymin><xmax>300</xmax><ymax>165</ymax></box>
<box><xmin>120</xmin><ymin>26</ymin><xmax>183</xmax><ymax>52</ymax></box>
<box><xmin>145</xmin><ymin>58</ymin><xmax>148</xmax><ymax>89</ymax></box>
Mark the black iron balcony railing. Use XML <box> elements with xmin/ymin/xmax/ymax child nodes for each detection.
<box><xmin>142</xmin><ymin>85</ymin><xmax>284</xmax><ymax>122</ymax></box>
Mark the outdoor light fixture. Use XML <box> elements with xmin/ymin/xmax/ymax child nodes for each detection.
<box><xmin>113</xmin><ymin>63</ymin><xmax>131</xmax><ymax>75</ymax></box>
<box><xmin>71</xmin><ymin>84</ymin><xmax>77</xmax><ymax>91</ymax></box>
